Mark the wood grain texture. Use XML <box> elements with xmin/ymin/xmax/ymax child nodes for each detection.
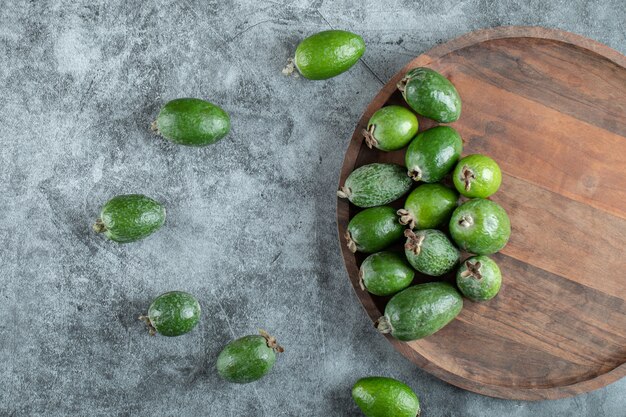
<box><xmin>337</xmin><ymin>26</ymin><xmax>626</xmax><ymax>400</ymax></box>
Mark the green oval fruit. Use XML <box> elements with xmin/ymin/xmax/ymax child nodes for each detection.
<box><xmin>449</xmin><ymin>199</ymin><xmax>511</xmax><ymax>255</ymax></box>
<box><xmin>376</xmin><ymin>282</ymin><xmax>463</xmax><ymax>341</ymax></box>
<box><xmin>398</xmin><ymin>67</ymin><xmax>461</xmax><ymax>123</ymax></box>
<box><xmin>93</xmin><ymin>194</ymin><xmax>166</xmax><ymax>243</ymax></box>
<box><xmin>352</xmin><ymin>377</ymin><xmax>421</xmax><ymax>417</ymax></box>
<box><xmin>217</xmin><ymin>331</ymin><xmax>283</xmax><ymax>384</ymax></box>
<box><xmin>404</xmin><ymin>229</ymin><xmax>460</xmax><ymax>276</ymax></box>
<box><xmin>359</xmin><ymin>252</ymin><xmax>415</xmax><ymax>296</ymax></box>
<box><xmin>404</xmin><ymin>126</ymin><xmax>463</xmax><ymax>183</ymax></box>
<box><xmin>457</xmin><ymin>256</ymin><xmax>502</xmax><ymax>301</ymax></box>
<box><xmin>345</xmin><ymin>206</ymin><xmax>404</xmax><ymax>254</ymax></box>
<box><xmin>153</xmin><ymin>98</ymin><xmax>230</xmax><ymax>146</ymax></box>
<box><xmin>363</xmin><ymin>105</ymin><xmax>418</xmax><ymax>151</ymax></box>
<box><xmin>140</xmin><ymin>291</ymin><xmax>201</xmax><ymax>337</ymax></box>
<box><xmin>397</xmin><ymin>184</ymin><xmax>458</xmax><ymax>230</ymax></box>
<box><xmin>338</xmin><ymin>163</ymin><xmax>413</xmax><ymax>208</ymax></box>
<box><xmin>294</xmin><ymin>30</ymin><xmax>365</xmax><ymax>80</ymax></box>
<box><xmin>453</xmin><ymin>154</ymin><xmax>502</xmax><ymax>198</ymax></box>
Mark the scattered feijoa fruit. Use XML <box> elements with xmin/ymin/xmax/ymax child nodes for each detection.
<box><xmin>376</xmin><ymin>282</ymin><xmax>463</xmax><ymax>341</ymax></box>
<box><xmin>352</xmin><ymin>376</ymin><xmax>421</xmax><ymax>417</ymax></box>
<box><xmin>449</xmin><ymin>199</ymin><xmax>511</xmax><ymax>255</ymax></box>
<box><xmin>359</xmin><ymin>251</ymin><xmax>415</xmax><ymax>296</ymax></box>
<box><xmin>338</xmin><ymin>163</ymin><xmax>412</xmax><ymax>208</ymax></box>
<box><xmin>404</xmin><ymin>125</ymin><xmax>463</xmax><ymax>182</ymax></box>
<box><xmin>457</xmin><ymin>255</ymin><xmax>502</xmax><ymax>301</ymax></box>
<box><xmin>404</xmin><ymin>229</ymin><xmax>460</xmax><ymax>276</ymax></box>
<box><xmin>139</xmin><ymin>291</ymin><xmax>201</xmax><ymax>336</ymax></box>
<box><xmin>363</xmin><ymin>105</ymin><xmax>418</xmax><ymax>151</ymax></box>
<box><xmin>217</xmin><ymin>330</ymin><xmax>284</xmax><ymax>384</ymax></box>
<box><xmin>345</xmin><ymin>206</ymin><xmax>404</xmax><ymax>253</ymax></box>
<box><xmin>453</xmin><ymin>154</ymin><xmax>502</xmax><ymax>198</ymax></box>
<box><xmin>397</xmin><ymin>183</ymin><xmax>458</xmax><ymax>229</ymax></box>
<box><xmin>292</xmin><ymin>30</ymin><xmax>365</xmax><ymax>80</ymax></box>
<box><xmin>93</xmin><ymin>194</ymin><xmax>165</xmax><ymax>243</ymax></box>
<box><xmin>398</xmin><ymin>67</ymin><xmax>461</xmax><ymax>123</ymax></box>
<box><xmin>152</xmin><ymin>98</ymin><xmax>230</xmax><ymax>146</ymax></box>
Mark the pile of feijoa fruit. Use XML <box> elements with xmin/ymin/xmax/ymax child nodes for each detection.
<box><xmin>339</xmin><ymin>66</ymin><xmax>511</xmax><ymax>342</ymax></box>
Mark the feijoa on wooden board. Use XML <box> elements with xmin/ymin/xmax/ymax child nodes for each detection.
<box><xmin>337</xmin><ymin>27</ymin><xmax>626</xmax><ymax>400</ymax></box>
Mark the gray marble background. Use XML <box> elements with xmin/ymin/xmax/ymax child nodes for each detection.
<box><xmin>1</xmin><ymin>0</ymin><xmax>624</xmax><ymax>415</ymax></box>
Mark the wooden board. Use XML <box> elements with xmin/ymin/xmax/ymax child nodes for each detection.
<box><xmin>337</xmin><ymin>26</ymin><xmax>626</xmax><ymax>400</ymax></box>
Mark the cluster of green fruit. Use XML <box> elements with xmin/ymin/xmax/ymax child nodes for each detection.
<box><xmin>89</xmin><ymin>29</ymin><xmax>369</xmax><ymax>388</ymax></box>
<box><xmin>339</xmin><ymin>67</ymin><xmax>511</xmax><ymax>346</ymax></box>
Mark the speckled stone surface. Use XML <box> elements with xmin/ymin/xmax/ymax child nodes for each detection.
<box><xmin>1</xmin><ymin>1</ymin><xmax>624</xmax><ymax>415</ymax></box>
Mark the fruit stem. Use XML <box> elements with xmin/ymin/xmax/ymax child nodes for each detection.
<box><xmin>404</xmin><ymin>229</ymin><xmax>425</xmax><ymax>255</ymax></box>
<box><xmin>459</xmin><ymin>215</ymin><xmax>473</xmax><ymax>228</ymax></box>
<box><xmin>375</xmin><ymin>316</ymin><xmax>393</xmax><ymax>334</ymax></box>
<box><xmin>336</xmin><ymin>186</ymin><xmax>351</xmax><ymax>200</ymax></box>
<box><xmin>461</xmin><ymin>260</ymin><xmax>483</xmax><ymax>280</ymax></box>
<box><xmin>92</xmin><ymin>218</ymin><xmax>107</xmax><ymax>233</ymax></box>
<box><xmin>397</xmin><ymin>76</ymin><xmax>409</xmax><ymax>94</ymax></box>
<box><xmin>407</xmin><ymin>166</ymin><xmax>422</xmax><ymax>182</ymax></box>
<box><xmin>345</xmin><ymin>231</ymin><xmax>357</xmax><ymax>253</ymax></box>
<box><xmin>281</xmin><ymin>57</ymin><xmax>298</xmax><ymax>77</ymax></box>
<box><xmin>259</xmin><ymin>329</ymin><xmax>284</xmax><ymax>353</ymax></box>
<box><xmin>397</xmin><ymin>209</ymin><xmax>416</xmax><ymax>229</ymax></box>
<box><xmin>150</xmin><ymin>120</ymin><xmax>159</xmax><ymax>133</ymax></box>
<box><xmin>362</xmin><ymin>125</ymin><xmax>378</xmax><ymax>149</ymax></box>
<box><xmin>461</xmin><ymin>165</ymin><xmax>475</xmax><ymax>192</ymax></box>
<box><xmin>358</xmin><ymin>268</ymin><xmax>366</xmax><ymax>291</ymax></box>
<box><xmin>138</xmin><ymin>315</ymin><xmax>157</xmax><ymax>336</ymax></box>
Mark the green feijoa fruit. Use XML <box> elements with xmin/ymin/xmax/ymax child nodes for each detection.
<box><xmin>457</xmin><ymin>256</ymin><xmax>502</xmax><ymax>301</ymax></box>
<box><xmin>453</xmin><ymin>154</ymin><xmax>502</xmax><ymax>198</ymax></box>
<box><xmin>404</xmin><ymin>229</ymin><xmax>460</xmax><ymax>276</ymax></box>
<box><xmin>363</xmin><ymin>105</ymin><xmax>418</xmax><ymax>151</ymax></box>
<box><xmin>359</xmin><ymin>252</ymin><xmax>415</xmax><ymax>296</ymax></box>
<box><xmin>449</xmin><ymin>199</ymin><xmax>511</xmax><ymax>255</ymax></box>
<box><xmin>152</xmin><ymin>98</ymin><xmax>230</xmax><ymax>146</ymax></box>
<box><xmin>293</xmin><ymin>30</ymin><xmax>365</xmax><ymax>80</ymax></box>
<box><xmin>345</xmin><ymin>206</ymin><xmax>404</xmax><ymax>254</ymax></box>
<box><xmin>337</xmin><ymin>163</ymin><xmax>413</xmax><ymax>208</ymax></box>
<box><xmin>217</xmin><ymin>330</ymin><xmax>284</xmax><ymax>384</ymax></box>
<box><xmin>397</xmin><ymin>183</ymin><xmax>458</xmax><ymax>230</ymax></box>
<box><xmin>404</xmin><ymin>126</ymin><xmax>463</xmax><ymax>183</ymax></box>
<box><xmin>376</xmin><ymin>282</ymin><xmax>463</xmax><ymax>341</ymax></box>
<box><xmin>139</xmin><ymin>291</ymin><xmax>201</xmax><ymax>336</ymax></box>
<box><xmin>352</xmin><ymin>377</ymin><xmax>420</xmax><ymax>417</ymax></box>
<box><xmin>398</xmin><ymin>67</ymin><xmax>461</xmax><ymax>122</ymax></box>
<box><xmin>93</xmin><ymin>194</ymin><xmax>165</xmax><ymax>243</ymax></box>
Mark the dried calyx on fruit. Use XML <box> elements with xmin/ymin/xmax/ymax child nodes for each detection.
<box><xmin>259</xmin><ymin>329</ymin><xmax>285</xmax><ymax>353</ymax></box>
<box><xmin>404</xmin><ymin>229</ymin><xmax>425</xmax><ymax>255</ymax></box>
<box><xmin>362</xmin><ymin>124</ymin><xmax>379</xmax><ymax>149</ymax></box>
<box><xmin>460</xmin><ymin>260</ymin><xmax>483</xmax><ymax>280</ymax></box>
<box><xmin>460</xmin><ymin>165</ymin><xmax>476</xmax><ymax>191</ymax></box>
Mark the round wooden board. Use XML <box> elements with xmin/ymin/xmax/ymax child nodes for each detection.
<box><xmin>337</xmin><ymin>26</ymin><xmax>626</xmax><ymax>400</ymax></box>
